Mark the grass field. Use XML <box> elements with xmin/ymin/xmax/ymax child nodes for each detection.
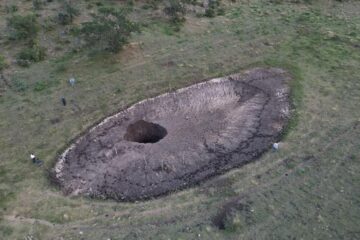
<box><xmin>0</xmin><ymin>0</ymin><xmax>360</xmax><ymax>239</ymax></box>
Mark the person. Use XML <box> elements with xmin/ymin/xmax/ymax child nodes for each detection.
<box><xmin>61</xmin><ymin>97</ymin><xmax>67</xmax><ymax>106</ymax></box>
<box><xmin>272</xmin><ymin>142</ymin><xmax>279</xmax><ymax>151</ymax></box>
<box><xmin>30</xmin><ymin>153</ymin><xmax>36</xmax><ymax>163</ymax></box>
<box><xmin>69</xmin><ymin>77</ymin><xmax>76</xmax><ymax>86</ymax></box>
<box><xmin>30</xmin><ymin>153</ymin><xmax>43</xmax><ymax>166</ymax></box>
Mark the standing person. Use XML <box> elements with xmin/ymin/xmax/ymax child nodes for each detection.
<box><xmin>69</xmin><ymin>77</ymin><xmax>76</xmax><ymax>86</ymax></box>
<box><xmin>30</xmin><ymin>153</ymin><xmax>36</xmax><ymax>163</ymax></box>
<box><xmin>61</xmin><ymin>97</ymin><xmax>67</xmax><ymax>106</ymax></box>
<box><xmin>272</xmin><ymin>142</ymin><xmax>279</xmax><ymax>151</ymax></box>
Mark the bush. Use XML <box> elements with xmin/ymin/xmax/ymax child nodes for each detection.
<box><xmin>58</xmin><ymin>0</ymin><xmax>80</xmax><ymax>25</ymax></box>
<box><xmin>5</xmin><ymin>5</ymin><xmax>18</xmax><ymax>14</ymax></box>
<box><xmin>143</xmin><ymin>0</ymin><xmax>162</xmax><ymax>10</ymax></box>
<box><xmin>42</xmin><ymin>17</ymin><xmax>57</xmax><ymax>31</ymax></box>
<box><xmin>58</xmin><ymin>12</ymin><xmax>71</xmax><ymax>25</ymax></box>
<box><xmin>0</xmin><ymin>55</ymin><xmax>8</xmax><ymax>71</ymax></box>
<box><xmin>164</xmin><ymin>0</ymin><xmax>186</xmax><ymax>23</ymax></box>
<box><xmin>17</xmin><ymin>44</ymin><xmax>46</xmax><ymax>67</ymax></box>
<box><xmin>204</xmin><ymin>0</ymin><xmax>221</xmax><ymax>18</ymax></box>
<box><xmin>34</xmin><ymin>81</ymin><xmax>48</xmax><ymax>92</ymax></box>
<box><xmin>32</xmin><ymin>0</ymin><xmax>43</xmax><ymax>10</ymax></box>
<box><xmin>11</xmin><ymin>77</ymin><xmax>28</xmax><ymax>92</ymax></box>
<box><xmin>79</xmin><ymin>7</ymin><xmax>140</xmax><ymax>53</ymax></box>
<box><xmin>7</xmin><ymin>14</ymin><xmax>39</xmax><ymax>41</ymax></box>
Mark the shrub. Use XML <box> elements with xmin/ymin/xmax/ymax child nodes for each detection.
<box><xmin>79</xmin><ymin>7</ymin><xmax>140</xmax><ymax>53</ymax></box>
<box><xmin>42</xmin><ymin>17</ymin><xmax>57</xmax><ymax>32</ymax></box>
<box><xmin>7</xmin><ymin>14</ymin><xmax>39</xmax><ymax>41</ymax></box>
<box><xmin>11</xmin><ymin>78</ymin><xmax>28</xmax><ymax>92</ymax></box>
<box><xmin>58</xmin><ymin>12</ymin><xmax>71</xmax><ymax>25</ymax></box>
<box><xmin>17</xmin><ymin>44</ymin><xmax>46</xmax><ymax>67</ymax></box>
<box><xmin>54</xmin><ymin>62</ymin><xmax>67</xmax><ymax>73</ymax></box>
<box><xmin>16</xmin><ymin>59</ymin><xmax>31</xmax><ymax>68</ymax></box>
<box><xmin>204</xmin><ymin>0</ymin><xmax>221</xmax><ymax>18</ymax></box>
<box><xmin>204</xmin><ymin>8</ymin><xmax>215</xmax><ymax>18</ymax></box>
<box><xmin>58</xmin><ymin>0</ymin><xmax>80</xmax><ymax>25</ymax></box>
<box><xmin>143</xmin><ymin>0</ymin><xmax>162</xmax><ymax>10</ymax></box>
<box><xmin>95</xmin><ymin>1</ymin><xmax>104</xmax><ymax>7</ymax></box>
<box><xmin>164</xmin><ymin>0</ymin><xmax>186</xmax><ymax>23</ymax></box>
<box><xmin>32</xmin><ymin>0</ymin><xmax>43</xmax><ymax>10</ymax></box>
<box><xmin>34</xmin><ymin>81</ymin><xmax>48</xmax><ymax>92</ymax></box>
<box><xmin>5</xmin><ymin>5</ymin><xmax>18</xmax><ymax>14</ymax></box>
<box><xmin>0</xmin><ymin>55</ymin><xmax>8</xmax><ymax>71</ymax></box>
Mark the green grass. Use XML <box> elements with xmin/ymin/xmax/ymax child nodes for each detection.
<box><xmin>0</xmin><ymin>0</ymin><xmax>360</xmax><ymax>239</ymax></box>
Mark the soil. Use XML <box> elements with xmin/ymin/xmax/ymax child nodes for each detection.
<box><xmin>53</xmin><ymin>68</ymin><xmax>292</xmax><ymax>201</ymax></box>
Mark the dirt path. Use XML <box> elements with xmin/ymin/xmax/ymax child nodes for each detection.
<box><xmin>4</xmin><ymin>215</ymin><xmax>55</xmax><ymax>228</ymax></box>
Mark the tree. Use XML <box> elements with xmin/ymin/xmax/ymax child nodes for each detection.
<box><xmin>79</xmin><ymin>7</ymin><xmax>140</xmax><ymax>53</ymax></box>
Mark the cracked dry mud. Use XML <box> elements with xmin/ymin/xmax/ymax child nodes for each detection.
<box><xmin>53</xmin><ymin>68</ymin><xmax>292</xmax><ymax>201</ymax></box>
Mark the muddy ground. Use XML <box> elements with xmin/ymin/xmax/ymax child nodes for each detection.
<box><xmin>53</xmin><ymin>68</ymin><xmax>292</xmax><ymax>201</ymax></box>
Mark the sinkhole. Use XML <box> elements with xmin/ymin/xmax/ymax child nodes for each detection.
<box><xmin>124</xmin><ymin>120</ymin><xmax>167</xmax><ymax>144</ymax></box>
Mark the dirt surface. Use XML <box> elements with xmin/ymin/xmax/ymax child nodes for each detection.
<box><xmin>53</xmin><ymin>68</ymin><xmax>292</xmax><ymax>201</ymax></box>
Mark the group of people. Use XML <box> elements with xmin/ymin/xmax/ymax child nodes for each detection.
<box><xmin>61</xmin><ymin>77</ymin><xmax>76</xmax><ymax>106</ymax></box>
<box><xmin>30</xmin><ymin>153</ymin><xmax>43</xmax><ymax>166</ymax></box>
<box><xmin>30</xmin><ymin>77</ymin><xmax>76</xmax><ymax>165</ymax></box>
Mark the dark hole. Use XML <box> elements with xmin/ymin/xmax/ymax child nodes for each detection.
<box><xmin>124</xmin><ymin>120</ymin><xmax>167</xmax><ymax>144</ymax></box>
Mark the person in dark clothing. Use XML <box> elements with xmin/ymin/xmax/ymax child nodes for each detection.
<box><xmin>61</xmin><ymin>97</ymin><xmax>67</xmax><ymax>106</ymax></box>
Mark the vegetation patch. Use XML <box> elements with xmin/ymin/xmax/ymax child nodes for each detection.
<box><xmin>213</xmin><ymin>198</ymin><xmax>254</xmax><ymax>232</ymax></box>
<box><xmin>7</xmin><ymin>14</ymin><xmax>39</xmax><ymax>41</ymax></box>
<box><xmin>16</xmin><ymin>44</ymin><xmax>46</xmax><ymax>67</ymax></box>
<box><xmin>0</xmin><ymin>55</ymin><xmax>8</xmax><ymax>72</ymax></box>
<box><xmin>78</xmin><ymin>7</ymin><xmax>140</xmax><ymax>53</ymax></box>
<box><xmin>57</xmin><ymin>0</ymin><xmax>80</xmax><ymax>25</ymax></box>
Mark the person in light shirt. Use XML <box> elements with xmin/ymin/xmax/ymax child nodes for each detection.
<box><xmin>30</xmin><ymin>153</ymin><xmax>42</xmax><ymax>165</ymax></box>
<box><xmin>30</xmin><ymin>154</ymin><xmax>36</xmax><ymax>163</ymax></box>
<box><xmin>272</xmin><ymin>142</ymin><xmax>279</xmax><ymax>151</ymax></box>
